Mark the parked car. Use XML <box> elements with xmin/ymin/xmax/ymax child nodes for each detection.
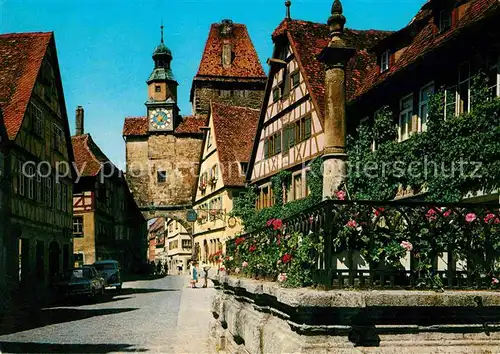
<box><xmin>93</xmin><ymin>260</ymin><xmax>122</xmax><ymax>290</ymax></box>
<box><xmin>54</xmin><ymin>266</ymin><xmax>105</xmax><ymax>299</ymax></box>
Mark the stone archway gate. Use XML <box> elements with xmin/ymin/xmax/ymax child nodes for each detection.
<box><xmin>140</xmin><ymin>205</ymin><xmax>195</xmax><ymax>234</ymax></box>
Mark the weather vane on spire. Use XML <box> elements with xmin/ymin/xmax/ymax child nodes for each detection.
<box><xmin>160</xmin><ymin>20</ymin><xmax>164</xmax><ymax>44</ymax></box>
<box><xmin>285</xmin><ymin>0</ymin><xmax>292</xmax><ymax>20</ymax></box>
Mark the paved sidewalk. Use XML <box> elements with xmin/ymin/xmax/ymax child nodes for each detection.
<box><xmin>171</xmin><ymin>276</ymin><xmax>216</xmax><ymax>353</ymax></box>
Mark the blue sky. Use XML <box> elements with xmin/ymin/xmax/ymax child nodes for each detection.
<box><xmin>0</xmin><ymin>0</ymin><xmax>423</xmax><ymax>169</ymax></box>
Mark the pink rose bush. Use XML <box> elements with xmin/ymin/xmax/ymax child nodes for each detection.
<box><xmin>400</xmin><ymin>241</ymin><xmax>413</xmax><ymax>252</ymax></box>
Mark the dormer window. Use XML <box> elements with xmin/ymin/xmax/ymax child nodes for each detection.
<box><xmin>222</xmin><ymin>43</ymin><xmax>233</xmax><ymax>68</ymax></box>
<box><xmin>380</xmin><ymin>50</ymin><xmax>390</xmax><ymax>72</ymax></box>
<box><xmin>439</xmin><ymin>9</ymin><xmax>452</xmax><ymax>32</ymax></box>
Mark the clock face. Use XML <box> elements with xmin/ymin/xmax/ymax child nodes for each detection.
<box><xmin>150</xmin><ymin>108</ymin><xmax>172</xmax><ymax>130</ymax></box>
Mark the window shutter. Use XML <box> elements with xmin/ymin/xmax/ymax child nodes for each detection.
<box><xmin>305</xmin><ymin>116</ymin><xmax>311</xmax><ymax>138</ymax></box>
<box><xmin>289</xmin><ymin>125</ymin><xmax>295</xmax><ymax>146</ymax></box>
<box><xmin>283</xmin><ymin>126</ymin><xmax>289</xmax><ymax>151</ymax></box>
<box><xmin>276</xmin><ymin>132</ymin><xmax>282</xmax><ymax>154</ymax></box>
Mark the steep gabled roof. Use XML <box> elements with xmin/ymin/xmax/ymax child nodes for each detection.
<box><xmin>353</xmin><ymin>0</ymin><xmax>500</xmax><ymax>100</ymax></box>
<box><xmin>72</xmin><ymin>134</ymin><xmax>114</xmax><ymax>177</ymax></box>
<box><xmin>211</xmin><ymin>102</ymin><xmax>259</xmax><ymax>187</ymax></box>
<box><xmin>272</xmin><ymin>20</ymin><xmax>391</xmax><ymax>118</ymax></box>
<box><xmin>0</xmin><ymin>32</ymin><xmax>52</xmax><ymax>140</ymax></box>
<box><xmin>194</xmin><ymin>22</ymin><xmax>266</xmax><ymax>80</ymax></box>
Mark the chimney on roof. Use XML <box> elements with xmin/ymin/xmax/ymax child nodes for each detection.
<box><xmin>75</xmin><ymin>106</ymin><xmax>84</xmax><ymax>135</ymax></box>
<box><xmin>220</xmin><ymin>19</ymin><xmax>234</xmax><ymax>36</ymax></box>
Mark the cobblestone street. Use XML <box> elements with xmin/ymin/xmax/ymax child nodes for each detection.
<box><xmin>0</xmin><ymin>276</ymin><xmax>215</xmax><ymax>353</ymax></box>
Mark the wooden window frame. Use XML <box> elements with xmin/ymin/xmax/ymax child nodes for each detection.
<box><xmin>488</xmin><ymin>55</ymin><xmax>500</xmax><ymax>98</ymax></box>
<box><xmin>399</xmin><ymin>93</ymin><xmax>413</xmax><ymax>142</ymax></box>
<box><xmin>418</xmin><ymin>82</ymin><xmax>434</xmax><ymax>132</ymax></box>
<box><xmin>380</xmin><ymin>50</ymin><xmax>390</xmax><ymax>73</ymax></box>
<box><xmin>31</xmin><ymin>103</ymin><xmax>44</xmax><ymax>137</ymax></box>
<box><xmin>272</xmin><ymin>87</ymin><xmax>280</xmax><ymax>103</ymax></box>
<box><xmin>291</xmin><ymin>70</ymin><xmax>300</xmax><ymax>88</ymax></box>
<box><xmin>458</xmin><ymin>61</ymin><xmax>471</xmax><ymax>114</ymax></box>
<box><xmin>18</xmin><ymin>160</ymin><xmax>25</xmax><ymax>196</ymax></box>
<box><xmin>292</xmin><ymin>171</ymin><xmax>304</xmax><ymax>201</ymax></box>
<box><xmin>73</xmin><ymin>216</ymin><xmax>84</xmax><ymax>237</ymax></box>
<box><xmin>438</xmin><ymin>9</ymin><xmax>452</xmax><ymax>32</ymax></box>
<box><xmin>157</xmin><ymin>170</ymin><xmax>167</xmax><ymax>184</ymax></box>
<box><xmin>27</xmin><ymin>164</ymin><xmax>34</xmax><ymax>200</ymax></box>
<box><xmin>45</xmin><ymin>175</ymin><xmax>52</xmax><ymax>207</ymax></box>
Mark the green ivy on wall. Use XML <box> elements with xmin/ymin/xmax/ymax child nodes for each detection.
<box><xmin>346</xmin><ymin>73</ymin><xmax>500</xmax><ymax>203</ymax></box>
<box><xmin>231</xmin><ymin>158</ymin><xmax>323</xmax><ymax>232</ymax></box>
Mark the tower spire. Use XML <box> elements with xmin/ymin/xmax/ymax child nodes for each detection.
<box><xmin>285</xmin><ymin>0</ymin><xmax>291</xmax><ymax>20</ymax></box>
<box><xmin>160</xmin><ymin>22</ymin><xmax>164</xmax><ymax>44</ymax></box>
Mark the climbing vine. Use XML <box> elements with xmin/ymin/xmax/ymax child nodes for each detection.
<box><xmin>231</xmin><ymin>158</ymin><xmax>323</xmax><ymax>232</ymax></box>
<box><xmin>346</xmin><ymin>73</ymin><xmax>500</xmax><ymax>202</ymax></box>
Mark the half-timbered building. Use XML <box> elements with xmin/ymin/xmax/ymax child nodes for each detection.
<box><xmin>347</xmin><ymin>0</ymin><xmax>500</xmax><ymax>201</ymax></box>
<box><xmin>0</xmin><ymin>32</ymin><xmax>75</xmax><ymax>307</ymax></box>
<box><xmin>246</xmin><ymin>19</ymin><xmax>388</xmax><ymax>206</ymax></box>
<box><xmin>192</xmin><ymin>103</ymin><xmax>259</xmax><ymax>263</ymax></box>
<box><xmin>72</xmin><ymin>107</ymin><xmax>146</xmax><ymax>270</ymax></box>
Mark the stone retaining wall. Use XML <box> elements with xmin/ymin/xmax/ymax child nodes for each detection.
<box><xmin>209</xmin><ymin>276</ymin><xmax>500</xmax><ymax>353</ymax></box>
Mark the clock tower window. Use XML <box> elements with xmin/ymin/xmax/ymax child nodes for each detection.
<box><xmin>155</xmin><ymin>85</ymin><xmax>161</xmax><ymax>92</ymax></box>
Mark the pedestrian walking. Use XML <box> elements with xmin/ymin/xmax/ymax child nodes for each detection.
<box><xmin>201</xmin><ymin>263</ymin><xmax>211</xmax><ymax>288</ymax></box>
<box><xmin>189</xmin><ymin>261</ymin><xmax>199</xmax><ymax>288</ymax></box>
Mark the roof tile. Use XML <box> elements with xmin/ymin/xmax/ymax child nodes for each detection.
<box><xmin>211</xmin><ymin>102</ymin><xmax>259</xmax><ymax>186</ymax></box>
<box><xmin>0</xmin><ymin>32</ymin><xmax>52</xmax><ymax>140</ymax></box>
<box><xmin>195</xmin><ymin>22</ymin><xmax>266</xmax><ymax>79</ymax></box>
<box><xmin>354</xmin><ymin>0</ymin><xmax>499</xmax><ymax>99</ymax></box>
<box><xmin>72</xmin><ymin>134</ymin><xmax>113</xmax><ymax>177</ymax></box>
<box><xmin>272</xmin><ymin>20</ymin><xmax>390</xmax><ymax>118</ymax></box>
<box><xmin>123</xmin><ymin>116</ymin><xmax>148</xmax><ymax>137</ymax></box>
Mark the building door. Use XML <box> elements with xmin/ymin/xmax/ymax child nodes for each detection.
<box><xmin>35</xmin><ymin>241</ymin><xmax>45</xmax><ymax>282</ymax></box>
<box><xmin>48</xmin><ymin>241</ymin><xmax>60</xmax><ymax>280</ymax></box>
<box><xmin>63</xmin><ymin>244</ymin><xmax>69</xmax><ymax>270</ymax></box>
<box><xmin>19</xmin><ymin>238</ymin><xmax>30</xmax><ymax>287</ymax></box>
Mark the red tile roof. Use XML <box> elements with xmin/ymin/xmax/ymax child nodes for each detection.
<box><xmin>211</xmin><ymin>102</ymin><xmax>259</xmax><ymax>186</ymax></box>
<box><xmin>354</xmin><ymin>0</ymin><xmax>500</xmax><ymax>100</ymax></box>
<box><xmin>272</xmin><ymin>20</ymin><xmax>390</xmax><ymax>119</ymax></box>
<box><xmin>175</xmin><ymin>115</ymin><xmax>207</xmax><ymax>134</ymax></box>
<box><xmin>72</xmin><ymin>134</ymin><xmax>114</xmax><ymax>177</ymax></box>
<box><xmin>123</xmin><ymin>116</ymin><xmax>148</xmax><ymax>137</ymax></box>
<box><xmin>195</xmin><ymin>22</ymin><xmax>266</xmax><ymax>79</ymax></box>
<box><xmin>149</xmin><ymin>217</ymin><xmax>165</xmax><ymax>233</ymax></box>
<box><xmin>0</xmin><ymin>32</ymin><xmax>52</xmax><ymax>140</ymax></box>
<box><xmin>123</xmin><ymin>115</ymin><xmax>206</xmax><ymax>136</ymax></box>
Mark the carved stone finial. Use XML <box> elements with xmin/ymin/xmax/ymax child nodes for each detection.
<box><xmin>285</xmin><ymin>0</ymin><xmax>292</xmax><ymax>20</ymax></box>
<box><xmin>328</xmin><ymin>0</ymin><xmax>346</xmax><ymax>38</ymax></box>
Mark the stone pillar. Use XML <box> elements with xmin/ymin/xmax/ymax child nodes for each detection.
<box><xmin>318</xmin><ymin>0</ymin><xmax>355</xmax><ymax>199</ymax></box>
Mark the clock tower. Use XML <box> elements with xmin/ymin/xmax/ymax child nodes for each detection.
<box><xmin>146</xmin><ymin>25</ymin><xmax>179</xmax><ymax>132</ymax></box>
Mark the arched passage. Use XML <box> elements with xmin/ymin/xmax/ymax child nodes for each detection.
<box><xmin>48</xmin><ymin>241</ymin><xmax>61</xmax><ymax>280</ymax></box>
<box><xmin>143</xmin><ymin>210</ymin><xmax>195</xmax><ymax>275</ymax></box>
